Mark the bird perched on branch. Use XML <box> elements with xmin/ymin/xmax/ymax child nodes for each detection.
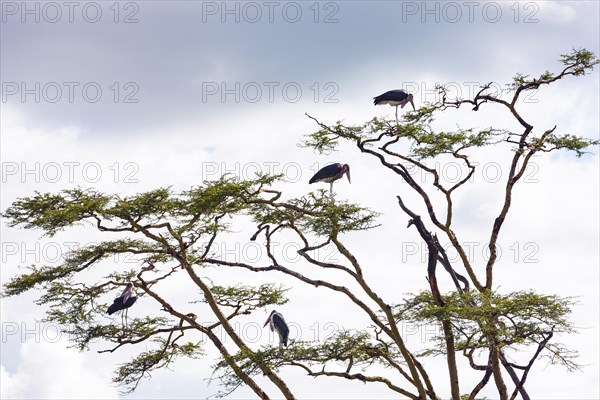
<box><xmin>107</xmin><ymin>282</ymin><xmax>137</xmax><ymax>327</ymax></box>
<box><xmin>373</xmin><ymin>89</ymin><xmax>415</xmax><ymax>123</ymax></box>
<box><xmin>309</xmin><ymin>163</ymin><xmax>351</xmax><ymax>199</ymax></box>
<box><xmin>264</xmin><ymin>310</ymin><xmax>290</xmax><ymax>349</ymax></box>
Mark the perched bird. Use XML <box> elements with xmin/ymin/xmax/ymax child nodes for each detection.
<box><xmin>264</xmin><ymin>310</ymin><xmax>290</xmax><ymax>349</ymax></box>
<box><xmin>373</xmin><ymin>89</ymin><xmax>415</xmax><ymax>123</ymax></box>
<box><xmin>309</xmin><ymin>163</ymin><xmax>351</xmax><ymax>199</ymax></box>
<box><xmin>107</xmin><ymin>282</ymin><xmax>137</xmax><ymax>316</ymax></box>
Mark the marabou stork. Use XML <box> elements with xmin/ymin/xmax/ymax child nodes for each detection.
<box><xmin>309</xmin><ymin>163</ymin><xmax>351</xmax><ymax>199</ymax></box>
<box><xmin>373</xmin><ymin>89</ymin><xmax>415</xmax><ymax>123</ymax></box>
<box><xmin>107</xmin><ymin>282</ymin><xmax>137</xmax><ymax>327</ymax></box>
<box><xmin>264</xmin><ymin>310</ymin><xmax>289</xmax><ymax>349</ymax></box>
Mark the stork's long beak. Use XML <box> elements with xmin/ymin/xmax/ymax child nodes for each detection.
<box><xmin>263</xmin><ymin>318</ymin><xmax>270</xmax><ymax>328</ymax></box>
<box><xmin>401</xmin><ymin>95</ymin><xmax>416</xmax><ymax>111</ymax></box>
<box><xmin>346</xmin><ymin>168</ymin><xmax>351</xmax><ymax>184</ymax></box>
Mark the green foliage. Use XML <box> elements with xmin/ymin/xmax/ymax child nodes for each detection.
<box><xmin>396</xmin><ymin>290</ymin><xmax>576</xmax><ymax>360</ymax></box>
<box><xmin>559</xmin><ymin>48</ymin><xmax>599</xmax><ymax>76</ymax></box>
<box><xmin>279</xmin><ymin>330</ymin><xmax>400</xmax><ymax>367</ymax></box>
<box><xmin>114</xmin><ymin>338</ymin><xmax>204</xmax><ymax>393</ymax></box>
<box><xmin>400</xmin><ymin>290</ymin><xmax>573</xmax><ymax>325</ymax></box>
<box><xmin>539</xmin><ymin>70</ymin><xmax>554</xmax><ymax>81</ymax></box>
<box><xmin>303</xmin><ymin>115</ymin><xmax>515</xmax><ymax>161</ymax></box>
<box><xmin>1</xmin><ymin>175</ymin><xmax>283</xmax><ymax>240</ymax></box>
<box><xmin>2</xmin><ymin>188</ymin><xmax>110</xmax><ymax>237</ymax></box>
<box><xmin>535</xmin><ymin>133</ymin><xmax>600</xmax><ymax>157</ymax></box>
<box><xmin>506</xmin><ymin>49</ymin><xmax>598</xmax><ymax>91</ymax></box>
<box><xmin>109</xmin><ymin>188</ymin><xmax>176</xmax><ymax>220</ymax></box>
<box><xmin>250</xmin><ymin>190</ymin><xmax>380</xmax><ymax>237</ymax></box>
<box><xmin>509</xmin><ymin>72</ymin><xmax>530</xmax><ymax>90</ymax></box>
<box><xmin>212</xmin><ymin>330</ymin><xmax>399</xmax><ymax>394</ymax></box>
<box><xmin>207</xmin><ymin>283</ymin><xmax>289</xmax><ymax>309</ymax></box>
<box><xmin>304</xmin><ymin>115</ymin><xmax>595</xmax><ymax>164</ymax></box>
<box><xmin>2</xmin><ymin>264</ymin><xmax>79</xmax><ymax>297</ymax></box>
<box><xmin>506</xmin><ymin>49</ymin><xmax>597</xmax><ymax>91</ymax></box>
<box><xmin>1</xmin><ymin>240</ymin><xmax>158</xmax><ymax>297</ymax></box>
<box><xmin>177</xmin><ymin>173</ymin><xmax>281</xmax><ymax>218</ymax></box>
<box><xmin>295</xmin><ymin>194</ymin><xmax>380</xmax><ymax>236</ymax></box>
<box><xmin>406</xmin><ymin>127</ymin><xmax>506</xmax><ymax>160</ymax></box>
<box><xmin>299</xmin><ymin>119</ymin><xmax>366</xmax><ymax>154</ymax></box>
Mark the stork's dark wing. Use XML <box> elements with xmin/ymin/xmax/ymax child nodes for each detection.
<box><xmin>107</xmin><ymin>296</ymin><xmax>124</xmax><ymax>315</ymax></box>
<box><xmin>373</xmin><ymin>90</ymin><xmax>408</xmax><ymax>105</ymax></box>
<box><xmin>107</xmin><ymin>295</ymin><xmax>137</xmax><ymax>315</ymax></box>
<box><xmin>124</xmin><ymin>296</ymin><xmax>137</xmax><ymax>309</ymax></box>
<box><xmin>309</xmin><ymin>163</ymin><xmax>342</xmax><ymax>184</ymax></box>
<box><xmin>272</xmin><ymin>313</ymin><xmax>290</xmax><ymax>346</ymax></box>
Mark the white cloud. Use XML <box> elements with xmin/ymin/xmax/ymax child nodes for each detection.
<box><xmin>1</xmin><ymin>339</ymin><xmax>119</xmax><ymax>399</ymax></box>
<box><xmin>534</xmin><ymin>1</ymin><xmax>578</xmax><ymax>24</ymax></box>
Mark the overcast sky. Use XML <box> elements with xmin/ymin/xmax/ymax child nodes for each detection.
<box><xmin>1</xmin><ymin>1</ymin><xmax>599</xmax><ymax>399</ymax></box>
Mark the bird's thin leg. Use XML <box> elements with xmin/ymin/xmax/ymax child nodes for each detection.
<box><xmin>329</xmin><ymin>182</ymin><xmax>334</xmax><ymax>201</ymax></box>
<box><xmin>395</xmin><ymin>106</ymin><xmax>399</xmax><ymax>124</ymax></box>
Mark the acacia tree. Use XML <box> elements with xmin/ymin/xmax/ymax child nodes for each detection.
<box><xmin>2</xmin><ymin>49</ymin><xmax>598</xmax><ymax>400</ymax></box>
